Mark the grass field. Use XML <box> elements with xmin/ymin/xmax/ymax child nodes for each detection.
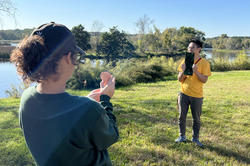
<box><xmin>0</xmin><ymin>71</ymin><xmax>250</xmax><ymax>166</ymax></box>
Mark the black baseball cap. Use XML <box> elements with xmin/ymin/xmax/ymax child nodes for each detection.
<box><xmin>31</xmin><ymin>22</ymin><xmax>85</xmax><ymax>58</ymax></box>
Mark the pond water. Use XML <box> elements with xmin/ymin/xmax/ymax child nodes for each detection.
<box><xmin>203</xmin><ymin>48</ymin><xmax>250</xmax><ymax>61</ymax></box>
<box><xmin>0</xmin><ymin>62</ymin><xmax>23</xmax><ymax>98</ymax></box>
<box><xmin>10</xmin><ymin>43</ymin><xmax>18</xmax><ymax>47</ymax></box>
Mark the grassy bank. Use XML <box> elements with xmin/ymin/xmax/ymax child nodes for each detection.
<box><xmin>209</xmin><ymin>49</ymin><xmax>249</xmax><ymax>53</ymax></box>
<box><xmin>0</xmin><ymin>45</ymin><xmax>15</xmax><ymax>61</ymax></box>
<box><xmin>1</xmin><ymin>71</ymin><xmax>250</xmax><ymax>165</ymax></box>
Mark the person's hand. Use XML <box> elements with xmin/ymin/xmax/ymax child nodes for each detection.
<box><xmin>181</xmin><ymin>63</ymin><xmax>186</xmax><ymax>71</ymax></box>
<box><xmin>101</xmin><ymin>76</ymin><xmax>115</xmax><ymax>98</ymax></box>
<box><xmin>87</xmin><ymin>89</ymin><xmax>101</xmax><ymax>102</ymax></box>
<box><xmin>192</xmin><ymin>64</ymin><xmax>198</xmax><ymax>72</ymax></box>
<box><xmin>100</xmin><ymin>71</ymin><xmax>112</xmax><ymax>86</ymax></box>
<box><xmin>87</xmin><ymin>72</ymin><xmax>115</xmax><ymax>101</ymax></box>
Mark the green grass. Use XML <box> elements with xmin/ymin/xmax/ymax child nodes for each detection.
<box><xmin>1</xmin><ymin>71</ymin><xmax>250</xmax><ymax>166</ymax></box>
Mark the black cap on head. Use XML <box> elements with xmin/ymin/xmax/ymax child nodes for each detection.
<box><xmin>31</xmin><ymin>22</ymin><xmax>85</xmax><ymax>57</ymax></box>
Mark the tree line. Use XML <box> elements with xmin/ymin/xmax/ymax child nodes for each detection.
<box><xmin>1</xmin><ymin>22</ymin><xmax>249</xmax><ymax>64</ymax></box>
<box><xmin>0</xmin><ymin>29</ymin><xmax>33</xmax><ymax>40</ymax></box>
<box><xmin>205</xmin><ymin>34</ymin><xmax>250</xmax><ymax>50</ymax></box>
<box><xmin>1</xmin><ymin>26</ymin><xmax>250</xmax><ymax>51</ymax></box>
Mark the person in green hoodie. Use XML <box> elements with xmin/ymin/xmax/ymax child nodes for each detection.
<box><xmin>10</xmin><ymin>22</ymin><xmax>119</xmax><ymax>166</ymax></box>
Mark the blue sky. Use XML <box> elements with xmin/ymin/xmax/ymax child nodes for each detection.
<box><xmin>1</xmin><ymin>0</ymin><xmax>250</xmax><ymax>37</ymax></box>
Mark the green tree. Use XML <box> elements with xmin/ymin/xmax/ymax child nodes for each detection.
<box><xmin>219</xmin><ymin>34</ymin><xmax>228</xmax><ymax>49</ymax></box>
<box><xmin>145</xmin><ymin>26</ymin><xmax>162</xmax><ymax>52</ymax></box>
<box><xmin>162</xmin><ymin>28</ymin><xmax>178</xmax><ymax>52</ymax></box>
<box><xmin>97</xmin><ymin>27</ymin><xmax>135</xmax><ymax>65</ymax></box>
<box><xmin>224</xmin><ymin>38</ymin><xmax>242</xmax><ymax>50</ymax></box>
<box><xmin>176</xmin><ymin>26</ymin><xmax>205</xmax><ymax>51</ymax></box>
<box><xmin>213</xmin><ymin>35</ymin><xmax>227</xmax><ymax>49</ymax></box>
<box><xmin>162</xmin><ymin>27</ymin><xmax>205</xmax><ymax>52</ymax></box>
<box><xmin>242</xmin><ymin>39</ymin><xmax>250</xmax><ymax>49</ymax></box>
<box><xmin>233</xmin><ymin>38</ymin><xmax>243</xmax><ymax>49</ymax></box>
<box><xmin>220</xmin><ymin>34</ymin><xmax>228</xmax><ymax>38</ymax></box>
<box><xmin>71</xmin><ymin>24</ymin><xmax>91</xmax><ymax>51</ymax></box>
<box><xmin>210</xmin><ymin>35</ymin><xmax>249</xmax><ymax>50</ymax></box>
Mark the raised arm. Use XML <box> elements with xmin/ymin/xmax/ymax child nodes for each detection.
<box><xmin>178</xmin><ymin>63</ymin><xmax>187</xmax><ymax>82</ymax></box>
<box><xmin>192</xmin><ymin>64</ymin><xmax>208</xmax><ymax>83</ymax></box>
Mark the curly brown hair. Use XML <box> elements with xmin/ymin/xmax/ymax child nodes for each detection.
<box><xmin>10</xmin><ymin>35</ymin><xmax>73</xmax><ymax>83</ymax></box>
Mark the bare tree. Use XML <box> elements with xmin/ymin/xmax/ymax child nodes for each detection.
<box><xmin>135</xmin><ymin>14</ymin><xmax>154</xmax><ymax>52</ymax></box>
<box><xmin>91</xmin><ymin>20</ymin><xmax>104</xmax><ymax>33</ymax></box>
<box><xmin>135</xmin><ymin>14</ymin><xmax>154</xmax><ymax>35</ymax></box>
<box><xmin>0</xmin><ymin>0</ymin><xmax>16</xmax><ymax>26</ymax></box>
<box><xmin>91</xmin><ymin>20</ymin><xmax>104</xmax><ymax>51</ymax></box>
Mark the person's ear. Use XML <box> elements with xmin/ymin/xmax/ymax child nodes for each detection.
<box><xmin>65</xmin><ymin>52</ymin><xmax>72</xmax><ymax>64</ymax></box>
<box><xmin>198</xmin><ymin>47</ymin><xmax>201</xmax><ymax>53</ymax></box>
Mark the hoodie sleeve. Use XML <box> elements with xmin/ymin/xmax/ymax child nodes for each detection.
<box><xmin>90</xmin><ymin>95</ymin><xmax>119</xmax><ymax>150</ymax></box>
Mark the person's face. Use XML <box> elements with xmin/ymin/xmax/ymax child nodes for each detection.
<box><xmin>187</xmin><ymin>42</ymin><xmax>201</xmax><ymax>54</ymax></box>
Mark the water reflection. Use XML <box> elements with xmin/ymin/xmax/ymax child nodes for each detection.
<box><xmin>203</xmin><ymin>49</ymin><xmax>250</xmax><ymax>61</ymax></box>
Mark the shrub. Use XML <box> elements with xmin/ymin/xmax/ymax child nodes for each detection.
<box><xmin>66</xmin><ymin>59</ymin><xmax>106</xmax><ymax>89</ymax></box>
<box><xmin>209</xmin><ymin>50</ymin><xmax>250</xmax><ymax>71</ymax></box>
<box><xmin>232</xmin><ymin>50</ymin><xmax>250</xmax><ymax>70</ymax></box>
<box><xmin>111</xmin><ymin>58</ymin><xmax>177</xmax><ymax>86</ymax></box>
<box><xmin>209</xmin><ymin>58</ymin><xmax>232</xmax><ymax>71</ymax></box>
<box><xmin>5</xmin><ymin>83</ymin><xmax>29</xmax><ymax>98</ymax></box>
<box><xmin>66</xmin><ymin>57</ymin><xmax>177</xmax><ymax>90</ymax></box>
<box><xmin>0</xmin><ymin>46</ymin><xmax>15</xmax><ymax>61</ymax></box>
<box><xmin>0</xmin><ymin>53</ymin><xmax>10</xmax><ymax>61</ymax></box>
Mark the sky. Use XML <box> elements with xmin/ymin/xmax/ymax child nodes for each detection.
<box><xmin>1</xmin><ymin>0</ymin><xmax>250</xmax><ymax>38</ymax></box>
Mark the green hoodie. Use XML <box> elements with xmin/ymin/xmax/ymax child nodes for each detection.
<box><xmin>19</xmin><ymin>86</ymin><xmax>119</xmax><ymax>166</ymax></box>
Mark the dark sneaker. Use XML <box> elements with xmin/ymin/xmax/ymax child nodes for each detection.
<box><xmin>192</xmin><ymin>138</ymin><xmax>203</xmax><ymax>147</ymax></box>
<box><xmin>175</xmin><ymin>136</ymin><xmax>187</xmax><ymax>143</ymax></box>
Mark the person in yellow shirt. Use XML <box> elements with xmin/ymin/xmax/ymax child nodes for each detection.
<box><xmin>175</xmin><ymin>39</ymin><xmax>211</xmax><ymax>147</ymax></box>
